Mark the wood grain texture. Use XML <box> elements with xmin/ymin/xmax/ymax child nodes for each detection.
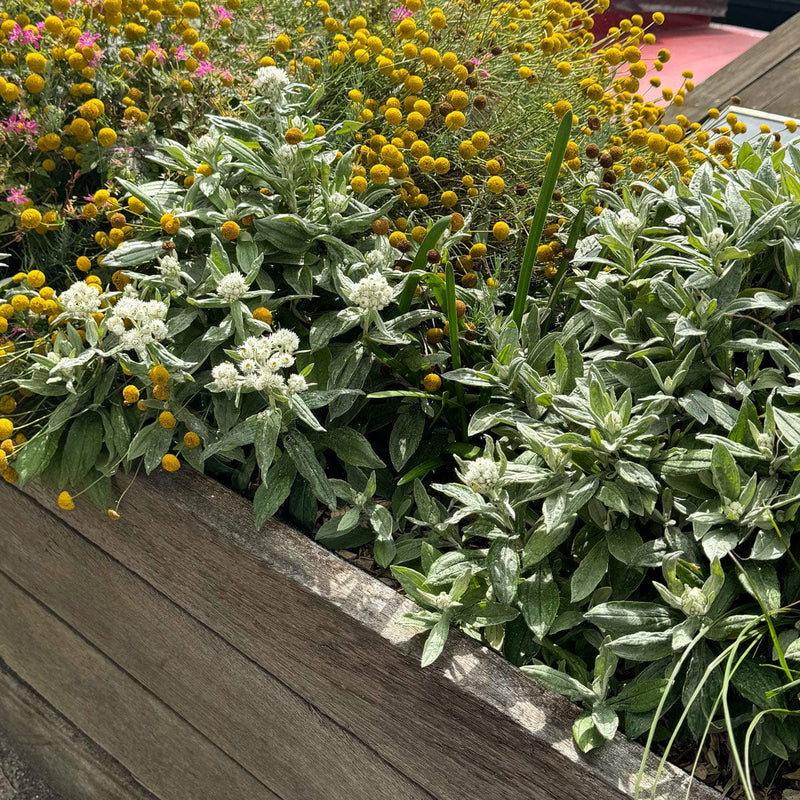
<box><xmin>0</xmin><ymin>490</ymin><xmax>431</xmax><ymax>800</ymax></box>
<box><xmin>0</xmin><ymin>661</ymin><xmax>156</xmax><ymax>800</ymax></box>
<box><xmin>674</xmin><ymin>11</ymin><xmax>800</xmax><ymax>119</ymax></box>
<box><xmin>0</xmin><ymin>572</ymin><xmax>276</xmax><ymax>800</ymax></box>
<box><xmin>10</xmin><ymin>473</ymin><xmax>721</xmax><ymax>800</ymax></box>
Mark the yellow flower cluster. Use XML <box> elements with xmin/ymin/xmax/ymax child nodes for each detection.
<box><xmin>255</xmin><ymin>0</ymin><xmax>734</xmax><ymax>284</ymax></box>
<box><xmin>0</xmin><ymin>0</ymin><xmax>248</xmax><ymax>233</ymax></box>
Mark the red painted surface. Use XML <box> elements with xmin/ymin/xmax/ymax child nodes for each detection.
<box><xmin>641</xmin><ymin>22</ymin><xmax>767</xmax><ymax>100</ymax></box>
<box><xmin>592</xmin><ymin>11</ymin><xmax>767</xmax><ymax>105</ymax></box>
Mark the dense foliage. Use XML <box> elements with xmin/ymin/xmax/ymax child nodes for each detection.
<box><xmin>2</xmin><ymin>0</ymin><xmax>800</xmax><ymax>794</ymax></box>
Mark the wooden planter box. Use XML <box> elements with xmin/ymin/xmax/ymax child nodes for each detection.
<box><xmin>0</xmin><ymin>471</ymin><xmax>722</xmax><ymax>800</ymax></box>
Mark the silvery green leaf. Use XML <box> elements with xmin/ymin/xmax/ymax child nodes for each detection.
<box><xmin>426</xmin><ymin>551</ymin><xmax>480</xmax><ymax>588</ymax></box>
<box><xmin>701</xmin><ymin>529</ymin><xmax>739</xmax><ymax>561</ymax></box>
<box><xmin>585</xmin><ymin>602</ymin><xmax>676</xmax><ymax>635</ymax></box>
<box><xmin>750</xmin><ymin>529</ymin><xmax>787</xmax><ymax>560</ymax></box>
<box><xmin>653</xmin><ymin>581</ymin><xmax>684</xmax><ymax>611</ymax></box>
<box><xmin>671</xmin><ymin>617</ymin><xmax>702</xmax><ymax>650</ymax></box>
<box><xmin>391</xmin><ymin>566</ymin><xmax>437</xmax><ymax>609</ymax></box>
<box><xmin>254</xmin><ymin>408</ymin><xmax>281</xmax><ymax>476</ymax></box>
<box><xmin>284</xmin><ymin>428</ymin><xmax>336</xmax><ymax>509</ymax></box>
<box><xmin>571</xmin><ymin>540</ymin><xmax>609</xmax><ymax>604</ymax></box>
<box><xmin>597</xmin><ymin>482</ymin><xmax>630</xmax><ymax>517</ymax></box>
<box><xmin>420</xmin><ymin>612</ymin><xmax>451</xmax><ymax>667</ymax></box>
<box><xmin>321</xmin><ymin>428</ymin><xmax>384</xmax><ymax>469</ymax></box>
<box><xmin>459</xmin><ymin>602</ymin><xmax>519</xmax><ymax>627</ymax></box>
<box><xmin>738</xmin><ymin>560</ymin><xmax>781</xmax><ymax>612</ymax></box>
<box><xmin>784</xmin><ymin>639</ymin><xmax>800</xmax><ymax>661</ymax></box>
<box><xmin>488</xmin><ymin>539</ymin><xmax>519</xmax><ymax>605</ymax></box>
<box><xmin>521</xmin><ymin>664</ymin><xmax>595</xmax><ymax>702</ymax></box>
<box><xmin>607</xmin><ymin>630</ymin><xmax>675</xmax><ymax>661</ymax></box>
<box><xmin>572</xmin><ymin>712</ymin><xmax>606</xmax><ymax>753</ymax></box>
<box><xmin>773</xmin><ymin>407</ymin><xmax>800</xmax><ymax>449</ymax></box>
<box><xmin>309</xmin><ymin>309</ymin><xmax>361</xmax><ymax>350</ymax></box>
<box><xmin>609</xmin><ymin>679</ymin><xmax>669</xmax><ymax>713</ymax></box>
<box><xmin>287</xmin><ymin>394</ymin><xmax>325</xmax><ymax>432</ymax></box>
<box><xmin>702</xmin><ymin>558</ymin><xmax>725</xmax><ymax>603</ymax></box>
<box><xmin>518</xmin><ymin>563</ymin><xmax>559</xmax><ymax>638</ymax></box>
<box><xmin>605</xmin><ymin>527</ymin><xmax>643</xmax><ymax>563</ymax></box>
<box><xmin>591</xmin><ymin>704</ymin><xmax>619</xmax><ymax>741</ymax></box>
<box><xmin>711</xmin><ymin>443</ymin><xmax>740</xmax><ymax>500</ymax></box>
<box><xmin>389</xmin><ymin>411</ymin><xmax>424</xmax><ymax>471</ymax></box>
<box><xmin>615</xmin><ymin>461</ymin><xmax>657</xmax><ymax>493</ymax></box>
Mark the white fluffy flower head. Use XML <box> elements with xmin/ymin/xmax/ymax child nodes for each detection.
<box><xmin>210</xmin><ymin>362</ymin><xmax>241</xmax><ymax>392</ymax></box>
<box><xmin>462</xmin><ymin>457</ymin><xmax>501</xmax><ymax>494</ymax></box>
<box><xmin>287</xmin><ymin>374</ymin><xmax>308</xmax><ymax>394</ymax></box>
<box><xmin>216</xmin><ymin>271</ymin><xmax>249</xmax><ymax>302</ymax></box>
<box><xmin>106</xmin><ymin>295</ymin><xmax>169</xmax><ymax>356</ymax></box>
<box><xmin>60</xmin><ymin>281</ymin><xmax>102</xmax><ymax>318</ymax></box>
<box><xmin>210</xmin><ymin>328</ymin><xmax>306</xmax><ymax>395</ymax></box>
<box><xmin>269</xmin><ymin>329</ymin><xmax>300</xmax><ymax>354</ymax></box>
<box><xmin>350</xmin><ymin>272</ymin><xmax>393</xmax><ymax>312</ymax></box>
<box><xmin>253</xmin><ymin>65</ymin><xmax>290</xmax><ymax>102</ymax></box>
<box><xmin>158</xmin><ymin>253</ymin><xmax>181</xmax><ymax>281</ymax></box>
<box><xmin>616</xmin><ymin>209</ymin><xmax>640</xmax><ymax>235</ymax></box>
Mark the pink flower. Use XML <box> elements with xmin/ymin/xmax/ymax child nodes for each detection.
<box><xmin>2</xmin><ymin>113</ymin><xmax>39</xmax><ymax>136</ymax></box>
<box><xmin>8</xmin><ymin>23</ymin><xmax>42</xmax><ymax>47</ymax></box>
<box><xmin>196</xmin><ymin>60</ymin><xmax>215</xmax><ymax>76</ymax></box>
<box><xmin>144</xmin><ymin>41</ymin><xmax>168</xmax><ymax>64</ymax></box>
<box><xmin>174</xmin><ymin>45</ymin><xmax>188</xmax><ymax>61</ymax></box>
<box><xmin>390</xmin><ymin>6</ymin><xmax>413</xmax><ymax>22</ymax></box>
<box><xmin>77</xmin><ymin>31</ymin><xmax>101</xmax><ymax>47</ymax></box>
<box><xmin>211</xmin><ymin>4</ymin><xmax>232</xmax><ymax>25</ymax></box>
<box><xmin>6</xmin><ymin>188</ymin><xmax>29</xmax><ymax>206</ymax></box>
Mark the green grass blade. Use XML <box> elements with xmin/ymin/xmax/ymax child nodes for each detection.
<box><xmin>511</xmin><ymin>112</ymin><xmax>573</xmax><ymax>329</ymax></box>
<box><xmin>397</xmin><ymin>214</ymin><xmax>453</xmax><ymax>314</ymax></box>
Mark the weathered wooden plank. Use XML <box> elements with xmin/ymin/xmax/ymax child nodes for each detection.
<box><xmin>676</xmin><ymin>12</ymin><xmax>800</xmax><ymax>119</ymax></box>
<box><xmin>14</xmin><ymin>474</ymin><xmax>720</xmax><ymax>800</ymax></box>
<box><xmin>0</xmin><ymin>490</ymin><xmax>432</xmax><ymax>800</ymax></box>
<box><xmin>0</xmin><ymin>572</ymin><xmax>276</xmax><ymax>800</ymax></box>
<box><xmin>0</xmin><ymin>661</ymin><xmax>156</xmax><ymax>800</ymax></box>
<box><xmin>730</xmin><ymin>49</ymin><xmax>800</xmax><ymax>118</ymax></box>
<box><xmin>612</xmin><ymin>1</ymin><xmax>727</xmax><ymax>14</ymax></box>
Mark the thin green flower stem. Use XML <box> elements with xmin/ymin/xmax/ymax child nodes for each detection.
<box><xmin>444</xmin><ymin>259</ymin><xmax>467</xmax><ymax>439</ymax></box>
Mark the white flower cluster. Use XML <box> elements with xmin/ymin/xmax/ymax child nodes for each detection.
<box><xmin>106</xmin><ymin>295</ymin><xmax>169</xmax><ymax>356</ymax></box>
<box><xmin>158</xmin><ymin>253</ymin><xmax>182</xmax><ymax>281</ymax></box>
<box><xmin>461</xmin><ymin>457</ymin><xmax>501</xmax><ymax>494</ymax></box>
<box><xmin>253</xmin><ymin>65</ymin><xmax>289</xmax><ymax>102</ymax></box>
<box><xmin>210</xmin><ymin>330</ymin><xmax>307</xmax><ymax>395</ymax></box>
<box><xmin>216</xmin><ymin>271</ymin><xmax>249</xmax><ymax>302</ymax></box>
<box><xmin>349</xmin><ymin>273</ymin><xmax>393</xmax><ymax>312</ymax></box>
<box><xmin>615</xmin><ymin>209</ymin><xmax>641</xmax><ymax>237</ymax></box>
<box><xmin>59</xmin><ymin>281</ymin><xmax>102</xmax><ymax>319</ymax></box>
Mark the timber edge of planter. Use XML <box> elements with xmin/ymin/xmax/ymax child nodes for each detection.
<box><xmin>0</xmin><ymin>469</ymin><xmax>722</xmax><ymax>800</ymax></box>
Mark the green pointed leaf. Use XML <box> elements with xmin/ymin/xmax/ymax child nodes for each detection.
<box><xmin>518</xmin><ymin>563</ymin><xmax>560</xmax><ymax>638</ymax></box>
